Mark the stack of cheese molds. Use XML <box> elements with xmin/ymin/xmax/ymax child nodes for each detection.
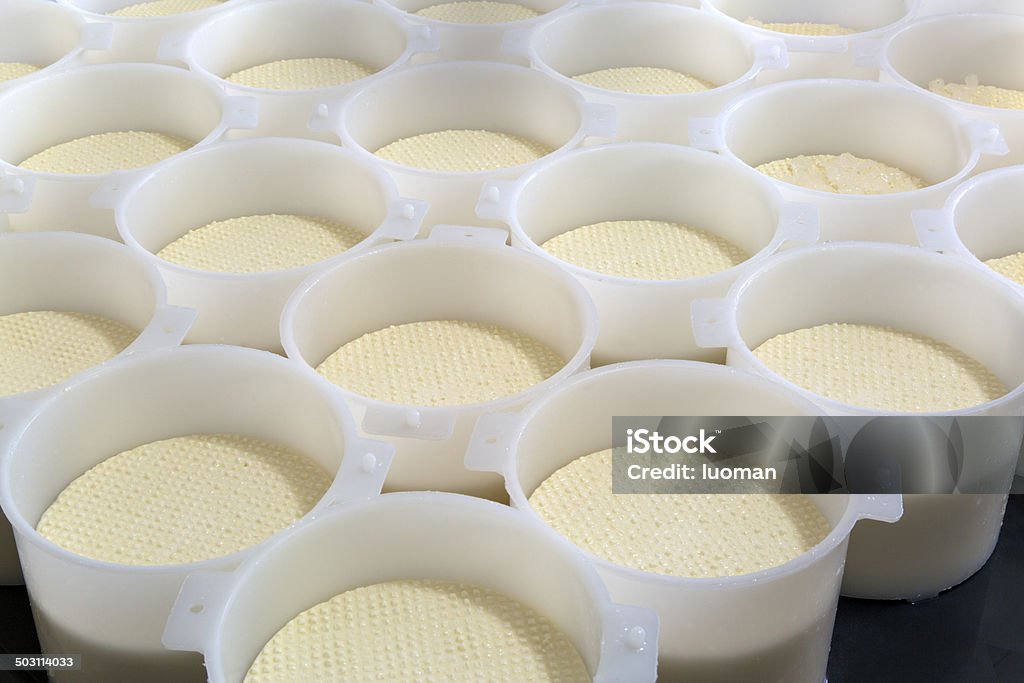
<box><xmin>0</xmin><ymin>0</ymin><xmax>1022</xmax><ymax>681</ymax></box>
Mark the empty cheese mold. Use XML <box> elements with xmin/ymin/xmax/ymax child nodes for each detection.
<box><xmin>476</xmin><ymin>142</ymin><xmax>819</xmax><ymax>365</ymax></box>
<box><xmin>377</xmin><ymin>0</ymin><xmax>577</xmax><ymax>63</ymax></box>
<box><xmin>465</xmin><ymin>360</ymin><xmax>901</xmax><ymax>681</ymax></box>
<box><xmin>312</xmin><ymin>60</ymin><xmax>616</xmax><ymax>230</ymax></box>
<box><xmin>0</xmin><ymin>345</ymin><xmax>393</xmax><ymax>683</ymax></box>
<box><xmin>0</xmin><ymin>0</ymin><xmax>112</xmax><ymax>88</ymax></box>
<box><xmin>703</xmin><ymin>0</ymin><xmax>921</xmax><ymax>81</ymax></box>
<box><xmin>162</xmin><ymin>492</ymin><xmax>658</xmax><ymax>682</ymax></box>
<box><xmin>689</xmin><ymin>79</ymin><xmax>1007</xmax><ymax>244</ymax></box>
<box><xmin>692</xmin><ymin>242</ymin><xmax>1024</xmax><ymax>600</ymax></box>
<box><xmin>161</xmin><ymin>0</ymin><xmax>434</xmax><ymax>140</ymax></box>
<box><xmin>0</xmin><ymin>63</ymin><xmax>256</xmax><ymax>240</ymax></box>
<box><xmin>104</xmin><ymin>137</ymin><xmax>426</xmax><ymax>351</ymax></box>
<box><xmin>56</xmin><ymin>0</ymin><xmax>239</xmax><ymax>64</ymax></box>
<box><xmin>0</xmin><ymin>232</ymin><xmax>194</xmax><ymax>586</ymax></box>
<box><xmin>520</xmin><ymin>2</ymin><xmax>788</xmax><ymax>144</ymax></box>
<box><xmin>879</xmin><ymin>13</ymin><xmax>1024</xmax><ymax>170</ymax></box>
<box><xmin>281</xmin><ymin>226</ymin><xmax>597</xmax><ymax>499</ymax></box>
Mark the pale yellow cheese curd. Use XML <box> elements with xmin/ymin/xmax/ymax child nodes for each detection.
<box><xmin>374</xmin><ymin>129</ymin><xmax>552</xmax><ymax>172</ymax></box>
<box><xmin>226</xmin><ymin>58</ymin><xmax>376</xmax><ymax>91</ymax></box>
<box><xmin>244</xmin><ymin>580</ymin><xmax>590</xmax><ymax>683</ymax></box>
<box><xmin>0</xmin><ymin>311</ymin><xmax>137</xmax><ymax>396</ymax></box>
<box><xmin>573</xmin><ymin>66</ymin><xmax>715</xmax><ymax>95</ymax></box>
<box><xmin>752</xmin><ymin>323</ymin><xmax>1007</xmax><ymax>412</ymax></box>
<box><xmin>316</xmin><ymin>320</ymin><xmax>565</xmax><ymax>407</ymax></box>
<box><xmin>18</xmin><ymin>131</ymin><xmax>193</xmax><ymax>175</ymax></box>
<box><xmin>415</xmin><ymin>1</ymin><xmax>539</xmax><ymax>24</ymax></box>
<box><xmin>36</xmin><ymin>434</ymin><xmax>332</xmax><ymax>566</ymax></box>
<box><xmin>109</xmin><ymin>0</ymin><xmax>222</xmax><ymax>17</ymax></box>
<box><xmin>985</xmin><ymin>252</ymin><xmax>1024</xmax><ymax>284</ymax></box>
<box><xmin>156</xmin><ymin>214</ymin><xmax>366</xmax><ymax>274</ymax></box>
<box><xmin>529</xmin><ymin>449</ymin><xmax>830</xmax><ymax>578</ymax></box>
<box><xmin>756</xmin><ymin>153</ymin><xmax>926</xmax><ymax>195</ymax></box>
<box><xmin>541</xmin><ymin>219</ymin><xmax>749</xmax><ymax>280</ymax></box>
<box><xmin>745</xmin><ymin>17</ymin><xmax>855</xmax><ymax>36</ymax></box>
<box><xmin>0</xmin><ymin>62</ymin><xmax>39</xmax><ymax>83</ymax></box>
<box><xmin>929</xmin><ymin>75</ymin><xmax>1024</xmax><ymax>110</ymax></box>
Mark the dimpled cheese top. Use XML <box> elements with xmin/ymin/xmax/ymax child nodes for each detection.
<box><xmin>36</xmin><ymin>434</ymin><xmax>332</xmax><ymax>566</ymax></box>
<box><xmin>156</xmin><ymin>214</ymin><xmax>367</xmax><ymax>274</ymax></box>
<box><xmin>316</xmin><ymin>320</ymin><xmax>565</xmax><ymax>406</ymax></box>
<box><xmin>753</xmin><ymin>323</ymin><xmax>1007</xmax><ymax>412</ymax></box>
<box><xmin>985</xmin><ymin>252</ymin><xmax>1024</xmax><ymax>284</ymax></box>
<box><xmin>109</xmin><ymin>0</ymin><xmax>222</xmax><ymax>17</ymax></box>
<box><xmin>929</xmin><ymin>75</ymin><xmax>1024</xmax><ymax>110</ymax></box>
<box><xmin>541</xmin><ymin>220</ymin><xmax>749</xmax><ymax>280</ymax></box>
<box><xmin>415</xmin><ymin>1</ymin><xmax>539</xmax><ymax>24</ymax></box>
<box><xmin>18</xmin><ymin>131</ymin><xmax>194</xmax><ymax>175</ymax></box>
<box><xmin>244</xmin><ymin>579</ymin><xmax>590</xmax><ymax>683</ymax></box>
<box><xmin>756</xmin><ymin>153</ymin><xmax>926</xmax><ymax>195</ymax></box>
<box><xmin>529</xmin><ymin>449</ymin><xmax>830</xmax><ymax>577</ymax></box>
<box><xmin>0</xmin><ymin>311</ymin><xmax>137</xmax><ymax>396</ymax></box>
<box><xmin>745</xmin><ymin>17</ymin><xmax>855</xmax><ymax>35</ymax></box>
<box><xmin>0</xmin><ymin>63</ymin><xmax>39</xmax><ymax>83</ymax></box>
<box><xmin>573</xmin><ymin>67</ymin><xmax>715</xmax><ymax>95</ymax></box>
<box><xmin>375</xmin><ymin>129</ymin><xmax>552</xmax><ymax>172</ymax></box>
<box><xmin>227</xmin><ymin>58</ymin><xmax>376</xmax><ymax>91</ymax></box>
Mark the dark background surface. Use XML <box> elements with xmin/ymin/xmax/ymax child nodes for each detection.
<box><xmin>1</xmin><ymin>491</ymin><xmax>1021</xmax><ymax>683</ymax></box>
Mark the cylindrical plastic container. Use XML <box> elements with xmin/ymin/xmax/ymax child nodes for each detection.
<box><xmin>0</xmin><ymin>63</ymin><xmax>256</xmax><ymax>241</ymax></box>
<box><xmin>476</xmin><ymin>143</ymin><xmax>819</xmax><ymax>365</ymax></box>
<box><xmin>465</xmin><ymin>360</ymin><xmax>902</xmax><ymax>681</ymax></box>
<box><xmin>281</xmin><ymin>226</ymin><xmax>598</xmax><ymax>499</ymax></box>
<box><xmin>0</xmin><ymin>345</ymin><xmax>393</xmax><ymax>682</ymax></box>
<box><xmin>376</xmin><ymin>0</ymin><xmax>577</xmax><ymax>63</ymax></box>
<box><xmin>880</xmin><ymin>13</ymin><xmax>1024</xmax><ymax>170</ymax></box>
<box><xmin>703</xmin><ymin>0</ymin><xmax>921</xmax><ymax>82</ymax></box>
<box><xmin>162</xmin><ymin>0</ymin><xmax>434</xmax><ymax>140</ymax></box>
<box><xmin>56</xmin><ymin>0</ymin><xmax>239</xmax><ymax>64</ymax></box>
<box><xmin>107</xmin><ymin>137</ymin><xmax>427</xmax><ymax>352</ymax></box>
<box><xmin>0</xmin><ymin>0</ymin><xmax>112</xmax><ymax>89</ymax></box>
<box><xmin>314</xmin><ymin>60</ymin><xmax>616</xmax><ymax>231</ymax></box>
<box><xmin>691</xmin><ymin>242</ymin><xmax>1024</xmax><ymax>600</ymax></box>
<box><xmin>0</xmin><ymin>232</ymin><xmax>194</xmax><ymax>586</ymax></box>
<box><xmin>521</xmin><ymin>2</ymin><xmax>788</xmax><ymax>144</ymax></box>
<box><xmin>689</xmin><ymin>79</ymin><xmax>1007</xmax><ymax>244</ymax></box>
<box><xmin>162</xmin><ymin>492</ymin><xmax>659</xmax><ymax>682</ymax></box>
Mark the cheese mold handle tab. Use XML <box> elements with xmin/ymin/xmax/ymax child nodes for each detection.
<box><xmin>851</xmin><ymin>494</ymin><xmax>904</xmax><ymax>524</ymax></box>
<box><xmin>464</xmin><ymin>411</ymin><xmax>521</xmax><ymax>475</ymax></box>
<box><xmin>221</xmin><ymin>96</ymin><xmax>260</xmax><ymax>131</ymax></box>
<box><xmin>852</xmin><ymin>38</ymin><xmax>885</xmax><ymax>68</ymax></box>
<box><xmin>690</xmin><ymin>298</ymin><xmax>737</xmax><ymax>350</ymax></box>
<box><xmin>407</xmin><ymin>24</ymin><xmax>441</xmax><ymax>55</ymax></box>
<box><xmin>79</xmin><ymin>22</ymin><xmax>114</xmax><ymax>52</ymax></box>
<box><xmin>754</xmin><ymin>38</ymin><xmax>791</xmax><ymax>71</ymax></box>
<box><xmin>376</xmin><ymin>199</ymin><xmax>430</xmax><ymax>242</ymax></box>
<box><xmin>475</xmin><ymin>180</ymin><xmax>520</xmax><ymax>223</ymax></box>
<box><xmin>427</xmin><ymin>225</ymin><xmax>510</xmax><ymax>247</ymax></box>
<box><xmin>593</xmin><ymin>603</ymin><xmax>660</xmax><ymax>683</ymax></box>
<box><xmin>361</xmin><ymin>404</ymin><xmax>458</xmax><ymax>440</ymax></box>
<box><xmin>125</xmin><ymin>306</ymin><xmax>198</xmax><ymax>353</ymax></box>
<box><xmin>776</xmin><ymin>202</ymin><xmax>821</xmax><ymax>245</ymax></box>
<box><xmin>0</xmin><ymin>173</ymin><xmax>34</xmax><ymax>215</ymax></box>
<box><xmin>156</xmin><ymin>31</ymin><xmax>191</xmax><ymax>65</ymax></box>
<box><xmin>318</xmin><ymin>438</ymin><xmax>395</xmax><ymax>508</ymax></box>
<box><xmin>687</xmin><ymin>117</ymin><xmax>725</xmax><ymax>152</ymax></box>
<box><xmin>582</xmin><ymin>104</ymin><xmax>618</xmax><ymax>141</ymax></box>
<box><xmin>965</xmin><ymin>120</ymin><xmax>1009</xmax><ymax>157</ymax></box>
<box><xmin>912</xmin><ymin>208</ymin><xmax>967</xmax><ymax>255</ymax></box>
<box><xmin>162</xmin><ymin>570</ymin><xmax>237</xmax><ymax>655</ymax></box>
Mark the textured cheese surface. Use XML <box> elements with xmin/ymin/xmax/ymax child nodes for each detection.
<box><xmin>227</xmin><ymin>58</ymin><xmax>376</xmax><ymax>91</ymax></box>
<box><xmin>529</xmin><ymin>449</ymin><xmax>830</xmax><ymax>578</ymax></box>
<box><xmin>375</xmin><ymin>130</ymin><xmax>552</xmax><ymax>172</ymax></box>
<box><xmin>415</xmin><ymin>1</ymin><xmax>539</xmax><ymax>24</ymax></box>
<box><xmin>109</xmin><ymin>0</ymin><xmax>222</xmax><ymax>17</ymax></box>
<box><xmin>244</xmin><ymin>580</ymin><xmax>589</xmax><ymax>683</ymax></box>
<box><xmin>753</xmin><ymin>323</ymin><xmax>1007</xmax><ymax>412</ymax></box>
<box><xmin>18</xmin><ymin>131</ymin><xmax>193</xmax><ymax>175</ymax></box>
<box><xmin>541</xmin><ymin>219</ymin><xmax>749</xmax><ymax>280</ymax></box>
<box><xmin>573</xmin><ymin>66</ymin><xmax>714</xmax><ymax>95</ymax></box>
<box><xmin>0</xmin><ymin>63</ymin><xmax>39</xmax><ymax>83</ymax></box>
<box><xmin>756</xmin><ymin>153</ymin><xmax>926</xmax><ymax>195</ymax></box>
<box><xmin>156</xmin><ymin>214</ymin><xmax>366</xmax><ymax>274</ymax></box>
<box><xmin>36</xmin><ymin>434</ymin><xmax>332</xmax><ymax>566</ymax></box>
<box><xmin>929</xmin><ymin>76</ymin><xmax>1024</xmax><ymax>110</ymax></box>
<box><xmin>745</xmin><ymin>18</ymin><xmax>856</xmax><ymax>35</ymax></box>
<box><xmin>0</xmin><ymin>311</ymin><xmax>137</xmax><ymax>396</ymax></box>
<box><xmin>985</xmin><ymin>251</ymin><xmax>1024</xmax><ymax>285</ymax></box>
<box><xmin>316</xmin><ymin>320</ymin><xmax>564</xmax><ymax>406</ymax></box>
